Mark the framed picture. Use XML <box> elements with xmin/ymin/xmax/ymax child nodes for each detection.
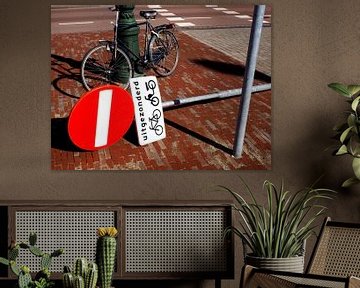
<box><xmin>51</xmin><ymin>4</ymin><xmax>271</xmax><ymax>170</ymax></box>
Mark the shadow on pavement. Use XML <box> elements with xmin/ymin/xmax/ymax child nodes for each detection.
<box><xmin>51</xmin><ymin>117</ymin><xmax>83</xmax><ymax>152</ymax></box>
<box><xmin>123</xmin><ymin>121</ymin><xmax>140</xmax><ymax>147</ymax></box>
<box><xmin>164</xmin><ymin>118</ymin><xmax>233</xmax><ymax>156</ymax></box>
<box><xmin>190</xmin><ymin>58</ymin><xmax>271</xmax><ymax>83</ymax></box>
<box><xmin>51</xmin><ymin>54</ymin><xmax>83</xmax><ymax>99</ymax></box>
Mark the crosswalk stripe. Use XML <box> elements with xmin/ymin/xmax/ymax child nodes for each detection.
<box><xmin>147</xmin><ymin>5</ymin><xmax>162</xmax><ymax>8</ymax></box>
<box><xmin>153</xmin><ymin>9</ymin><xmax>168</xmax><ymax>12</ymax></box>
<box><xmin>175</xmin><ymin>22</ymin><xmax>195</xmax><ymax>27</ymax></box>
<box><xmin>59</xmin><ymin>21</ymin><xmax>94</xmax><ymax>25</ymax></box>
<box><xmin>160</xmin><ymin>12</ymin><xmax>176</xmax><ymax>16</ymax></box>
<box><xmin>235</xmin><ymin>15</ymin><xmax>252</xmax><ymax>19</ymax></box>
<box><xmin>213</xmin><ymin>7</ymin><xmax>227</xmax><ymax>11</ymax></box>
<box><xmin>166</xmin><ymin>17</ymin><xmax>184</xmax><ymax>21</ymax></box>
<box><xmin>223</xmin><ymin>11</ymin><xmax>239</xmax><ymax>15</ymax></box>
<box><xmin>205</xmin><ymin>5</ymin><xmax>218</xmax><ymax>7</ymax></box>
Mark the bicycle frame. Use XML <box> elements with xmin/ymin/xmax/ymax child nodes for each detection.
<box><xmin>112</xmin><ymin>10</ymin><xmax>158</xmax><ymax>64</ymax></box>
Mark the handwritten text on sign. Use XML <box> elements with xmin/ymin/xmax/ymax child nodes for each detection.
<box><xmin>130</xmin><ymin>76</ymin><xmax>166</xmax><ymax>146</ymax></box>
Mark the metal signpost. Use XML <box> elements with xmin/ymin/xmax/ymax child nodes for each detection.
<box><xmin>233</xmin><ymin>5</ymin><xmax>266</xmax><ymax>158</ymax></box>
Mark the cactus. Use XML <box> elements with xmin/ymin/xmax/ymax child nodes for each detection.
<box><xmin>74</xmin><ymin>258</ymin><xmax>88</xmax><ymax>279</ymax></box>
<box><xmin>10</xmin><ymin>260</ymin><xmax>21</xmax><ymax>276</ymax></box>
<box><xmin>85</xmin><ymin>262</ymin><xmax>98</xmax><ymax>288</ymax></box>
<box><xmin>0</xmin><ymin>232</ymin><xmax>63</xmax><ymax>288</ymax></box>
<box><xmin>9</xmin><ymin>246</ymin><xmax>19</xmax><ymax>260</ymax></box>
<box><xmin>0</xmin><ymin>257</ymin><xmax>9</xmax><ymax>266</ymax></box>
<box><xmin>63</xmin><ymin>271</ymin><xmax>74</xmax><ymax>288</ymax></box>
<box><xmin>29</xmin><ymin>245</ymin><xmax>44</xmax><ymax>257</ymax></box>
<box><xmin>18</xmin><ymin>266</ymin><xmax>32</xmax><ymax>288</ymax></box>
<box><xmin>29</xmin><ymin>232</ymin><xmax>37</xmax><ymax>246</ymax></box>
<box><xmin>96</xmin><ymin>227</ymin><xmax>118</xmax><ymax>288</ymax></box>
<box><xmin>41</xmin><ymin>253</ymin><xmax>52</xmax><ymax>270</ymax></box>
<box><xmin>63</xmin><ymin>259</ymin><xmax>98</xmax><ymax>288</ymax></box>
<box><xmin>73</xmin><ymin>275</ymin><xmax>85</xmax><ymax>288</ymax></box>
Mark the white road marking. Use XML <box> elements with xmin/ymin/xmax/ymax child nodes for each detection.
<box><xmin>166</xmin><ymin>17</ymin><xmax>184</xmax><ymax>21</ymax></box>
<box><xmin>205</xmin><ymin>5</ymin><xmax>218</xmax><ymax>7</ymax></box>
<box><xmin>175</xmin><ymin>22</ymin><xmax>195</xmax><ymax>27</ymax></box>
<box><xmin>265</xmin><ymin>15</ymin><xmax>272</xmax><ymax>17</ymax></box>
<box><xmin>223</xmin><ymin>11</ymin><xmax>239</xmax><ymax>15</ymax></box>
<box><xmin>248</xmin><ymin>19</ymin><xmax>270</xmax><ymax>24</ymax></box>
<box><xmin>153</xmin><ymin>9</ymin><xmax>168</xmax><ymax>12</ymax></box>
<box><xmin>95</xmin><ymin>89</ymin><xmax>113</xmax><ymax>147</ymax></box>
<box><xmin>160</xmin><ymin>12</ymin><xmax>176</xmax><ymax>16</ymax></box>
<box><xmin>58</xmin><ymin>21</ymin><xmax>94</xmax><ymax>26</ymax></box>
<box><xmin>235</xmin><ymin>15</ymin><xmax>252</xmax><ymax>19</ymax></box>
<box><xmin>213</xmin><ymin>7</ymin><xmax>227</xmax><ymax>11</ymax></box>
<box><xmin>184</xmin><ymin>17</ymin><xmax>211</xmax><ymax>20</ymax></box>
<box><xmin>147</xmin><ymin>5</ymin><xmax>162</xmax><ymax>8</ymax></box>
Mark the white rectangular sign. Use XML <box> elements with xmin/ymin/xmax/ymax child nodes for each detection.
<box><xmin>129</xmin><ymin>76</ymin><xmax>166</xmax><ymax>146</ymax></box>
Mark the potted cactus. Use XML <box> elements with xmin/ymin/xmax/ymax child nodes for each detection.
<box><xmin>62</xmin><ymin>258</ymin><xmax>98</xmax><ymax>288</ymax></box>
<box><xmin>96</xmin><ymin>227</ymin><xmax>118</xmax><ymax>288</ymax></box>
<box><xmin>0</xmin><ymin>232</ymin><xmax>63</xmax><ymax>288</ymax></box>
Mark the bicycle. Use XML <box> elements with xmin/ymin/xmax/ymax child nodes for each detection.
<box><xmin>81</xmin><ymin>6</ymin><xmax>179</xmax><ymax>91</ymax></box>
<box><xmin>149</xmin><ymin>109</ymin><xmax>164</xmax><ymax>136</ymax></box>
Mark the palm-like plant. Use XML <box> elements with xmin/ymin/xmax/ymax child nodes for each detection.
<box><xmin>222</xmin><ymin>180</ymin><xmax>335</xmax><ymax>258</ymax></box>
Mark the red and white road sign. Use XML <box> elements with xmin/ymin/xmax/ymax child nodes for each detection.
<box><xmin>68</xmin><ymin>85</ymin><xmax>134</xmax><ymax>151</ymax></box>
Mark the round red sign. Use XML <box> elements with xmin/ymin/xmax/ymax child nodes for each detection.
<box><xmin>68</xmin><ymin>85</ymin><xmax>134</xmax><ymax>151</ymax></box>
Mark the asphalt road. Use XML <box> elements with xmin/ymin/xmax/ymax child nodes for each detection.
<box><xmin>51</xmin><ymin>4</ymin><xmax>272</xmax><ymax>34</ymax></box>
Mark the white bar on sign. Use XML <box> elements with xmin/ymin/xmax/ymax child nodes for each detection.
<box><xmin>95</xmin><ymin>90</ymin><xmax>113</xmax><ymax>147</ymax></box>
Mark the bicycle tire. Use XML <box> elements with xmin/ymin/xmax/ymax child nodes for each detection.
<box><xmin>81</xmin><ymin>43</ymin><xmax>133</xmax><ymax>91</ymax></box>
<box><xmin>148</xmin><ymin>30</ymin><xmax>179</xmax><ymax>77</ymax></box>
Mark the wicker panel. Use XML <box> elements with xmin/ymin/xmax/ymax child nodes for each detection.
<box><xmin>310</xmin><ymin>226</ymin><xmax>360</xmax><ymax>277</ymax></box>
<box><xmin>15</xmin><ymin>211</ymin><xmax>115</xmax><ymax>272</ymax></box>
<box><xmin>125</xmin><ymin>210</ymin><xmax>227</xmax><ymax>273</ymax></box>
<box><xmin>277</xmin><ymin>275</ymin><xmax>346</xmax><ymax>288</ymax></box>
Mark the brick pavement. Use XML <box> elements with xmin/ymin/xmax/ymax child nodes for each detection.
<box><xmin>51</xmin><ymin>28</ymin><xmax>271</xmax><ymax>170</ymax></box>
<box><xmin>184</xmin><ymin>27</ymin><xmax>271</xmax><ymax>76</ymax></box>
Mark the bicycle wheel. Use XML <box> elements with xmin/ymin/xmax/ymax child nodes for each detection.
<box><xmin>81</xmin><ymin>44</ymin><xmax>133</xmax><ymax>91</ymax></box>
<box><xmin>148</xmin><ymin>30</ymin><xmax>179</xmax><ymax>77</ymax></box>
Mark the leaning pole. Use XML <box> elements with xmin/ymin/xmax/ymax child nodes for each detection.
<box><xmin>233</xmin><ymin>5</ymin><xmax>266</xmax><ymax>158</ymax></box>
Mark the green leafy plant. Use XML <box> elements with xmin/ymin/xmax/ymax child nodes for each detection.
<box><xmin>222</xmin><ymin>179</ymin><xmax>335</xmax><ymax>258</ymax></box>
<box><xmin>328</xmin><ymin>82</ymin><xmax>360</xmax><ymax>187</ymax></box>
<box><xmin>0</xmin><ymin>232</ymin><xmax>63</xmax><ymax>288</ymax></box>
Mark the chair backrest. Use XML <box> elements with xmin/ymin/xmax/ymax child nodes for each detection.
<box><xmin>307</xmin><ymin>217</ymin><xmax>360</xmax><ymax>277</ymax></box>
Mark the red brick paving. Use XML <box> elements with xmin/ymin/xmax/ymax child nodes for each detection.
<box><xmin>51</xmin><ymin>30</ymin><xmax>271</xmax><ymax>170</ymax></box>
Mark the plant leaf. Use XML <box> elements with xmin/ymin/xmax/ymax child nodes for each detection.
<box><xmin>328</xmin><ymin>83</ymin><xmax>351</xmax><ymax>97</ymax></box>
<box><xmin>340</xmin><ymin>126</ymin><xmax>353</xmax><ymax>143</ymax></box>
<box><xmin>347</xmin><ymin>85</ymin><xmax>360</xmax><ymax>97</ymax></box>
<box><xmin>351</xmin><ymin>96</ymin><xmax>360</xmax><ymax>111</ymax></box>
<box><xmin>336</xmin><ymin>144</ymin><xmax>348</xmax><ymax>155</ymax></box>
<box><xmin>352</xmin><ymin>157</ymin><xmax>360</xmax><ymax>179</ymax></box>
<box><xmin>342</xmin><ymin>177</ymin><xmax>360</xmax><ymax>188</ymax></box>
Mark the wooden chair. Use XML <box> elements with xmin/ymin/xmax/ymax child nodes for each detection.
<box><xmin>241</xmin><ymin>217</ymin><xmax>360</xmax><ymax>288</ymax></box>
